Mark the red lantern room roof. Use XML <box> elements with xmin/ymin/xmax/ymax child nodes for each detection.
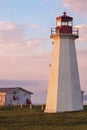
<box><xmin>56</xmin><ymin>12</ymin><xmax>73</xmax><ymax>22</ymax></box>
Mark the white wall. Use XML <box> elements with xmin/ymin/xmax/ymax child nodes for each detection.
<box><xmin>6</xmin><ymin>88</ymin><xmax>31</xmax><ymax>106</ymax></box>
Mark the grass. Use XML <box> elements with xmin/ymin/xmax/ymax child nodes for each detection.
<box><xmin>0</xmin><ymin>105</ymin><xmax>87</xmax><ymax>130</ymax></box>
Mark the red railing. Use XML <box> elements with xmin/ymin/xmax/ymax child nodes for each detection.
<box><xmin>51</xmin><ymin>27</ymin><xmax>79</xmax><ymax>37</ymax></box>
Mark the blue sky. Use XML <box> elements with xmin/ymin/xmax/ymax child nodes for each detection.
<box><xmin>0</xmin><ymin>0</ymin><xmax>87</xmax><ymax>104</ymax></box>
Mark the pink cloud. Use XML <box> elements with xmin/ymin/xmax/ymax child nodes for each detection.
<box><xmin>0</xmin><ymin>53</ymin><xmax>50</xmax><ymax>81</ymax></box>
<box><xmin>30</xmin><ymin>24</ymin><xmax>38</xmax><ymax>28</ymax></box>
<box><xmin>0</xmin><ymin>21</ymin><xmax>16</xmax><ymax>30</ymax></box>
<box><xmin>0</xmin><ymin>50</ymin><xmax>87</xmax><ymax>102</ymax></box>
<box><xmin>75</xmin><ymin>24</ymin><xmax>87</xmax><ymax>50</ymax></box>
<box><xmin>0</xmin><ymin>38</ymin><xmax>47</xmax><ymax>56</ymax></box>
<box><xmin>76</xmin><ymin>24</ymin><xmax>87</xmax><ymax>42</ymax></box>
<box><xmin>26</xmin><ymin>39</ymin><xmax>46</xmax><ymax>48</ymax></box>
<box><xmin>0</xmin><ymin>21</ymin><xmax>47</xmax><ymax>56</ymax></box>
<box><xmin>0</xmin><ymin>21</ymin><xmax>26</xmax><ymax>45</ymax></box>
<box><xmin>63</xmin><ymin>0</ymin><xmax>87</xmax><ymax>13</ymax></box>
<box><xmin>77</xmin><ymin>51</ymin><xmax>87</xmax><ymax>93</ymax></box>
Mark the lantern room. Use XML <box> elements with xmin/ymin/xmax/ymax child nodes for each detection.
<box><xmin>56</xmin><ymin>12</ymin><xmax>73</xmax><ymax>34</ymax></box>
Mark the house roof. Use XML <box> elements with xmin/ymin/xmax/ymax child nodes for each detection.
<box><xmin>0</xmin><ymin>87</ymin><xmax>33</xmax><ymax>94</ymax></box>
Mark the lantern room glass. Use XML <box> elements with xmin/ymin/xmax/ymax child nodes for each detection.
<box><xmin>61</xmin><ymin>21</ymin><xmax>72</xmax><ymax>26</ymax></box>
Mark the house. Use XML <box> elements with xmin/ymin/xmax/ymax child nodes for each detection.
<box><xmin>0</xmin><ymin>87</ymin><xmax>33</xmax><ymax>106</ymax></box>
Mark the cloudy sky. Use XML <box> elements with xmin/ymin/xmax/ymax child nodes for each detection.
<box><xmin>0</xmin><ymin>0</ymin><xmax>87</xmax><ymax>104</ymax></box>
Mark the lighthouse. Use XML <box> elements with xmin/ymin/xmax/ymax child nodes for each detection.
<box><xmin>45</xmin><ymin>12</ymin><xmax>83</xmax><ymax>113</ymax></box>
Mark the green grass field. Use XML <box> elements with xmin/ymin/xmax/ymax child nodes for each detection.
<box><xmin>0</xmin><ymin>105</ymin><xmax>87</xmax><ymax>130</ymax></box>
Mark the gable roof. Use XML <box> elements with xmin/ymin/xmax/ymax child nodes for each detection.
<box><xmin>0</xmin><ymin>87</ymin><xmax>33</xmax><ymax>94</ymax></box>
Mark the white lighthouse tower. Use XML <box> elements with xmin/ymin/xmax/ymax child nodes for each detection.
<box><xmin>45</xmin><ymin>12</ymin><xmax>83</xmax><ymax>113</ymax></box>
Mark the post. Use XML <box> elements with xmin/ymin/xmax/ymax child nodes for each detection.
<box><xmin>30</xmin><ymin>104</ymin><xmax>32</xmax><ymax>110</ymax></box>
<box><xmin>20</xmin><ymin>104</ymin><xmax>23</xmax><ymax>108</ymax></box>
<box><xmin>41</xmin><ymin>105</ymin><xmax>44</xmax><ymax>110</ymax></box>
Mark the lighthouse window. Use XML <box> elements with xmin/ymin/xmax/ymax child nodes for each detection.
<box><xmin>57</xmin><ymin>21</ymin><xmax>61</xmax><ymax>26</ymax></box>
<box><xmin>68</xmin><ymin>21</ymin><xmax>72</xmax><ymax>26</ymax></box>
<box><xmin>62</xmin><ymin>21</ymin><xmax>67</xmax><ymax>26</ymax></box>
